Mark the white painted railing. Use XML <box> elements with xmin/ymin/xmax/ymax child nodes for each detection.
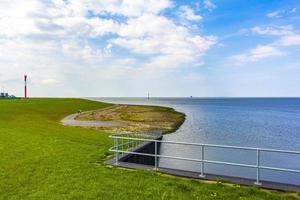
<box><xmin>109</xmin><ymin>133</ymin><xmax>300</xmax><ymax>185</ymax></box>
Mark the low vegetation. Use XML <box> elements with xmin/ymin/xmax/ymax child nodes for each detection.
<box><xmin>0</xmin><ymin>98</ymin><xmax>298</xmax><ymax>199</ymax></box>
<box><xmin>75</xmin><ymin>104</ymin><xmax>185</xmax><ymax>134</ymax></box>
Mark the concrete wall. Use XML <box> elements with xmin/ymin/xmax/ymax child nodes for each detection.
<box><xmin>120</xmin><ymin>136</ymin><xmax>162</xmax><ymax>166</ymax></box>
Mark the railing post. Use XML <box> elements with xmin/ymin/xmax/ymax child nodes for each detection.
<box><xmin>154</xmin><ymin>140</ymin><xmax>158</xmax><ymax>170</ymax></box>
<box><xmin>199</xmin><ymin>145</ymin><xmax>205</xmax><ymax>178</ymax></box>
<box><xmin>129</xmin><ymin>134</ymin><xmax>132</xmax><ymax>149</ymax></box>
<box><xmin>254</xmin><ymin>149</ymin><xmax>261</xmax><ymax>185</ymax></box>
<box><xmin>115</xmin><ymin>137</ymin><xmax>119</xmax><ymax>165</ymax></box>
<box><xmin>114</xmin><ymin>136</ymin><xmax>116</xmax><ymax>162</ymax></box>
<box><xmin>126</xmin><ymin>134</ymin><xmax>129</xmax><ymax>150</ymax></box>
<box><xmin>121</xmin><ymin>134</ymin><xmax>124</xmax><ymax>152</ymax></box>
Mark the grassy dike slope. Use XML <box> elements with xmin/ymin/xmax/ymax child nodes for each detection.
<box><xmin>0</xmin><ymin>98</ymin><xmax>298</xmax><ymax>200</ymax></box>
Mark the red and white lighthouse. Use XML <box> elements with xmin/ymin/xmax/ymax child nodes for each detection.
<box><xmin>24</xmin><ymin>75</ymin><xmax>27</xmax><ymax>99</ymax></box>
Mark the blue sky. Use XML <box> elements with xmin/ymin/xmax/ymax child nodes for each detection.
<box><xmin>0</xmin><ymin>0</ymin><xmax>299</xmax><ymax>97</ymax></box>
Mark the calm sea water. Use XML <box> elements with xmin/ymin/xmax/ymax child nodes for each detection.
<box><xmin>90</xmin><ymin>98</ymin><xmax>300</xmax><ymax>185</ymax></box>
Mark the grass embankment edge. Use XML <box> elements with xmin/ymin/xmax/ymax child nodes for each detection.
<box><xmin>0</xmin><ymin>98</ymin><xmax>298</xmax><ymax>199</ymax></box>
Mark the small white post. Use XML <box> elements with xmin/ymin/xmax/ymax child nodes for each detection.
<box><xmin>115</xmin><ymin>137</ymin><xmax>119</xmax><ymax>165</ymax></box>
<box><xmin>126</xmin><ymin>134</ymin><xmax>129</xmax><ymax>150</ymax></box>
<box><xmin>154</xmin><ymin>140</ymin><xmax>158</xmax><ymax>170</ymax></box>
<box><xmin>254</xmin><ymin>149</ymin><xmax>261</xmax><ymax>185</ymax></box>
<box><xmin>121</xmin><ymin>135</ymin><xmax>124</xmax><ymax>151</ymax></box>
<box><xmin>199</xmin><ymin>145</ymin><xmax>205</xmax><ymax>178</ymax></box>
<box><xmin>114</xmin><ymin>136</ymin><xmax>116</xmax><ymax>162</ymax></box>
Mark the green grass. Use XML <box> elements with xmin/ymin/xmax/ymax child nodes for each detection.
<box><xmin>0</xmin><ymin>98</ymin><xmax>298</xmax><ymax>200</ymax></box>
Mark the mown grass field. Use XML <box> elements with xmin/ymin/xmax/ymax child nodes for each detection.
<box><xmin>0</xmin><ymin>98</ymin><xmax>298</xmax><ymax>199</ymax></box>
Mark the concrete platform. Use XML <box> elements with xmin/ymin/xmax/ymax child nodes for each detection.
<box><xmin>106</xmin><ymin>159</ymin><xmax>300</xmax><ymax>192</ymax></box>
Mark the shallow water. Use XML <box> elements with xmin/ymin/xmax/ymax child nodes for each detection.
<box><xmin>90</xmin><ymin>97</ymin><xmax>300</xmax><ymax>185</ymax></box>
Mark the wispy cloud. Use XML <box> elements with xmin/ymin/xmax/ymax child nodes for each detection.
<box><xmin>266</xmin><ymin>8</ymin><xmax>298</xmax><ymax>18</ymax></box>
<box><xmin>230</xmin><ymin>45</ymin><xmax>285</xmax><ymax>64</ymax></box>
<box><xmin>266</xmin><ymin>10</ymin><xmax>283</xmax><ymax>18</ymax></box>
<box><xmin>203</xmin><ymin>0</ymin><xmax>216</xmax><ymax>11</ymax></box>
<box><xmin>277</xmin><ymin>34</ymin><xmax>300</xmax><ymax>46</ymax></box>
<box><xmin>230</xmin><ymin>25</ymin><xmax>300</xmax><ymax>64</ymax></box>
<box><xmin>179</xmin><ymin>5</ymin><xmax>202</xmax><ymax>21</ymax></box>
<box><xmin>251</xmin><ymin>25</ymin><xmax>294</xmax><ymax>36</ymax></box>
<box><xmin>290</xmin><ymin>7</ymin><xmax>298</xmax><ymax>13</ymax></box>
<box><xmin>251</xmin><ymin>25</ymin><xmax>300</xmax><ymax>47</ymax></box>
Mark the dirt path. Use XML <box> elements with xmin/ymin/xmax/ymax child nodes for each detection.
<box><xmin>61</xmin><ymin>104</ymin><xmax>185</xmax><ymax>134</ymax></box>
<box><xmin>61</xmin><ymin>112</ymin><xmax>127</xmax><ymax>128</ymax></box>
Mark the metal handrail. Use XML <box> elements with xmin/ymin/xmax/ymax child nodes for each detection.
<box><xmin>109</xmin><ymin>133</ymin><xmax>300</xmax><ymax>186</ymax></box>
<box><xmin>111</xmin><ymin>134</ymin><xmax>300</xmax><ymax>155</ymax></box>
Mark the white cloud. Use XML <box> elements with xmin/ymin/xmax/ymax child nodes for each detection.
<box><xmin>0</xmin><ymin>0</ymin><xmax>173</xmax><ymax>37</ymax></box>
<box><xmin>277</xmin><ymin>34</ymin><xmax>300</xmax><ymax>46</ymax></box>
<box><xmin>248</xmin><ymin>45</ymin><xmax>284</xmax><ymax>60</ymax></box>
<box><xmin>290</xmin><ymin>8</ymin><xmax>297</xmax><ymax>13</ymax></box>
<box><xmin>91</xmin><ymin>0</ymin><xmax>173</xmax><ymax>17</ymax></box>
<box><xmin>204</xmin><ymin>0</ymin><xmax>216</xmax><ymax>11</ymax></box>
<box><xmin>0</xmin><ymin>0</ymin><xmax>217</xmax><ymax>96</ymax></box>
<box><xmin>0</xmin><ymin>0</ymin><xmax>44</xmax><ymax>36</ymax></box>
<box><xmin>266</xmin><ymin>10</ymin><xmax>283</xmax><ymax>18</ymax></box>
<box><xmin>266</xmin><ymin>8</ymin><xmax>297</xmax><ymax>18</ymax></box>
<box><xmin>111</xmin><ymin>13</ymin><xmax>216</xmax><ymax>69</ymax></box>
<box><xmin>117</xmin><ymin>13</ymin><xmax>174</xmax><ymax>38</ymax></box>
<box><xmin>231</xmin><ymin>24</ymin><xmax>299</xmax><ymax>66</ymax></box>
<box><xmin>251</xmin><ymin>26</ymin><xmax>293</xmax><ymax>36</ymax></box>
<box><xmin>230</xmin><ymin>45</ymin><xmax>285</xmax><ymax>64</ymax></box>
<box><xmin>179</xmin><ymin>6</ymin><xmax>202</xmax><ymax>21</ymax></box>
<box><xmin>49</xmin><ymin>0</ymin><xmax>172</xmax><ymax>18</ymax></box>
<box><xmin>88</xmin><ymin>18</ymin><xmax>120</xmax><ymax>37</ymax></box>
<box><xmin>251</xmin><ymin>25</ymin><xmax>300</xmax><ymax>47</ymax></box>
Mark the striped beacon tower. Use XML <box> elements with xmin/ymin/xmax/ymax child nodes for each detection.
<box><xmin>24</xmin><ymin>75</ymin><xmax>27</xmax><ymax>99</ymax></box>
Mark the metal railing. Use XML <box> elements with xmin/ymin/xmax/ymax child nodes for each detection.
<box><xmin>109</xmin><ymin>133</ymin><xmax>300</xmax><ymax>185</ymax></box>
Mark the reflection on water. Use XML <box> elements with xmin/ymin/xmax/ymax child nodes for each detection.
<box><xmin>91</xmin><ymin>97</ymin><xmax>300</xmax><ymax>185</ymax></box>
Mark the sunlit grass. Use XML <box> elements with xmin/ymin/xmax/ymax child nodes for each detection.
<box><xmin>0</xmin><ymin>98</ymin><xmax>298</xmax><ymax>199</ymax></box>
